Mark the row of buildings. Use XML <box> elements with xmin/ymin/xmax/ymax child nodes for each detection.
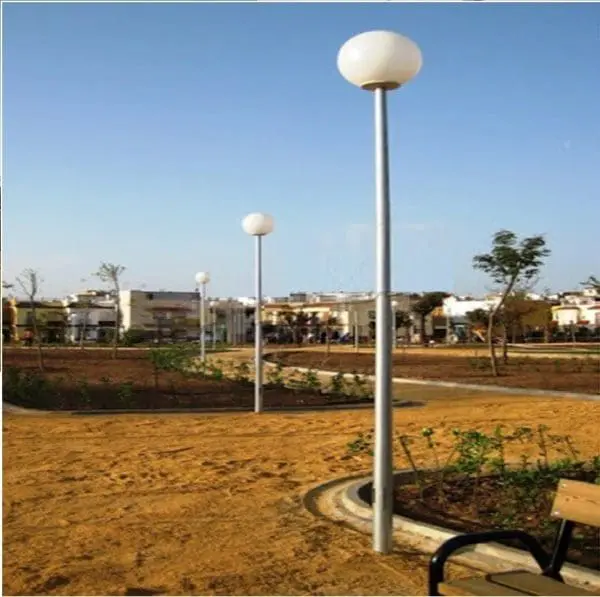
<box><xmin>3</xmin><ymin>286</ymin><xmax>600</xmax><ymax>344</ymax></box>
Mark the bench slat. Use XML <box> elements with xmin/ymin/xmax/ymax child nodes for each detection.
<box><xmin>489</xmin><ymin>571</ymin><xmax>600</xmax><ymax>596</ymax></box>
<box><xmin>552</xmin><ymin>478</ymin><xmax>600</xmax><ymax>527</ymax></box>
<box><xmin>439</xmin><ymin>578</ymin><xmax>526</xmax><ymax>596</ymax></box>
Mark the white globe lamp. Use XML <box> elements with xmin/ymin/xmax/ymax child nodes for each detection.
<box><xmin>242</xmin><ymin>213</ymin><xmax>274</xmax><ymax>237</ymax></box>
<box><xmin>337</xmin><ymin>30</ymin><xmax>422</xmax><ymax>91</ymax></box>
<box><xmin>195</xmin><ymin>271</ymin><xmax>210</xmax><ymax>285</ymax></box>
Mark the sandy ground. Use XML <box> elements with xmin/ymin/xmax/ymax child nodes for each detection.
<box><xmin>4</xmin><ymin>390</ymin><xmax>600</xmax><ymax>596</ymax></box>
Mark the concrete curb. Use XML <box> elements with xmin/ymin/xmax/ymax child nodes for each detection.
<box><xmin>305</xmin><ymin>471</ymin><xmax>600</xmax><ymax>593</ymax></box>
<box><xmin>2</xmin><ymin>402</ymin><xmax>51</xmax><ymax>415</ymax></box>
<box><xmin>264</xmin><ymin>361</ymin><xmax>599</xmax><ymax>401</ymax></box>
<box><xmin>2</xmin><ymin>400</ymin><xmax>422</xmax><ymax>417</ymax></box>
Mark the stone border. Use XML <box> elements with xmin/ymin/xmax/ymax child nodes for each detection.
<box><xmin>264</xmin><ymin>360</ymin><xmax>599</xmax><ymax>401</ymax></box>
<box><xmin>304</xmin><ymin>470</ymin><xmax>600</xmax><ymax>593</ymax></box>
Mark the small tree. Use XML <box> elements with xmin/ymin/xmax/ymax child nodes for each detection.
<box><xmin>15</xmin><ymin>269</ymin><xmax>45</xmax><ymax>370</ymax></box>
<box><xmin>411</xmin><ymin>292</ymin><xmax>448</xmax><ymax>345</ymax></box>
<box><xmin>465</xmin><ymin>308</ymin><xmax>492</xmax><ymax>357</ymax></box>
<box><xmin>308</xmin><ymin>311</ymin><xmax>321</xmax><ymax>343</ymax></box>
<box><xmin>581</xmin><ymin>275</ymin><xmax>600</xmax><ymax>292</ymax></box>
<box><xmin>294</xmin><ymin>311</ymin><xmax>310</xmax><ymax>345</ymax></box>
<box><xmin>277</xmin><ymin>306</ymin><xmax>295</xmax><ymax>343</ymax></box>
<box><xmin>323</xmin><ymin>315</ymin><xmax>339</xmax><ymax>354</ymax></box>
<box><xmin>94</xmin><ymin>262</ymin><xmax>126</xmax><ymax>358</ymax></box>
<box><xmin>394</xmin><ymin>310</ymin><xmax>412</xmax><ymax>344</ymax></box>
<box><xmin>473</xmin><ymin>230</ymin><xmax>550</xmax><ymax>376</ymax></box>
<box><xmin>77</xmin><ymin>298</ymin><xmax>93</xmax><ymax>348</ymax></box>
<box><xmin>499</xmin><ymin>290</ymin><xmax>539</xmax><ymax>361</ymax></box>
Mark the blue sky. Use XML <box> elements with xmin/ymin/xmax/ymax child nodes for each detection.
<box><xmin>3</xmin><ymin>2</ymin><xmax>599</xmax><ymax>299</ymax></box>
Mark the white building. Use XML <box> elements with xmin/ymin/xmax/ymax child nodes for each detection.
<box><xmin>551</xmin><ymin>288</ymin><xmax>600</xmax><ymax>330</ymax></box>
<box><xmin>443</xmin><ymin>295</ymin><xmax>502</xmax><ymax>318</ymax></box>
<box><xmin>63</xmin><ymin>290</ymin><xmax>116</xmax><ymax>343</ymax></box>
<box><xmin>119</xmin><ymin>290</ymin><xmax>253</xmax><ymax>342</ymax></box>
<box><xmin>442</xmin><ymin>295</ymin><xmax>502</xmax><ymax>342</ymax></box>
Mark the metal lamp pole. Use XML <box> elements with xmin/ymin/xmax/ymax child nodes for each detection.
<box><xmin>392</xmin><ymin>300</ymin><xmax>398</xmax><ymax>350</ymax></box>
<box><xmin>338</xmin><ymin>30</ymin><xmax>422</xmax><ymax>554</ymax></box>
<box><xmin>254</xmin><ymin>236</ymin><xmax>263</xmax><ymax>413</ymax></box>
<box><xmin>200</xmin><ymin>282</ymin><xmax>207</xmax><ymax>362</ymax></box>
<box><xmin>373</xmin><ymin>85</ymin><xmax>394</xmax><ymax>554</ymax></box>
<box><xmin>196</xmin><ymin>287</ymin><xmax>201</xmax><ymax>349</ymax></box>
<box><xmin>195</xmin><ymin>272</ymin><xmax>210</xmax><ymax>364</ymax></box>
<box><xmin>242</xmin><ymin>212</ymin><xmax>275</xmax><ymax>414</ymax></box>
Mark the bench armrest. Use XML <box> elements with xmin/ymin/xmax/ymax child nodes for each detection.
<box><xmin>428</xmin><ymin>530</ymin><xmax>551</xmax><ymax>596</ymax></box>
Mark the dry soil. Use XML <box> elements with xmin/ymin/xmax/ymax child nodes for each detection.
<box><xmin>4</xmin><ymin>390</ymin><xmax>600</xmax><ymax>595</ymax></box>
<box><xmin>272</xmin><ymin>350</ymin><xmax>600</xmax><ymax>394</ymax></box>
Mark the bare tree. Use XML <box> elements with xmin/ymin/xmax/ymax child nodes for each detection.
<box><xmin>15</xmin><ymin>269</ymin><xmax>45</xmax><ymax>370</ymax></box>
<box><xmin>94</xmin><ymin>262</ymin><xmax>126</xmax><ymax>358</ymax></box>
<box><xmin>473</xmin><ymin>230</ymin><xmax>550</xmax><ymax>376</ymax></box>
<box><xmin>77</xmin><ymin>298</ymin><xmax>94</xmax><ymax>349</ymax></box>
<box><xmin>581</xmin><ymin>275</ymin><xmax>600</xmax><ymax>292</ymax></box>
<box><xmin>323</xmin><ymin>315</ymin><xmax>338</xmax><ymax>354</ymax></box>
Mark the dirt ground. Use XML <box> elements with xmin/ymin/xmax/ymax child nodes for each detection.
<box><xmin>2</xmin><ymin>349</ymin><xmax>363</xmax><ymax>410</ymax></box>
<box><xmin>4</xmin><ymin>391</ymin><xmax>600</xmax><ymax>596</ymax></box>
<box><xmin>272</xmin><ymin>350</ymin><xmax>600</xmax><ymax>394</ymax></box>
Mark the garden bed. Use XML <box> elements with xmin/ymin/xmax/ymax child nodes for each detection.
<box><xmin>347</xmin><ymin>425</ymin><xmax>600</xmax><ymax>571</ymax></box>
<box><xmin>2</xmin><ymin>348</ymin><xmax>370</xmax><ymax>411</ymax></box>
<box><xmin>272</xmin><ymin>350</ymin><xmax>600</xmax><ymax>394</ymax></box>
<box><xmin>393</xmin><ymin>472</ymin><xmax>599</xmax><ymax>570</ymax></box>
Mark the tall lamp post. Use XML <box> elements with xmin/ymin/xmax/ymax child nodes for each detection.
<box><xmin>195</xmin><ymin>272</ymin><xmax>210</xmax><ymax>363</ymax></box>
<box><xmin>242</xmin><ymin>212</ymin><xmax>275</xmax><ymax>414</ymax></box>
<box><xmin>338</xmin><ymin>30</ymin><xmax>422</xmax><ymax>555</ymax></box>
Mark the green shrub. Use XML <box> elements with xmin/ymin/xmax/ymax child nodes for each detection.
<box><xmin>328</xmin><ymin>372</ymin><xmax>346</xmax><ymax>395</ymax></box>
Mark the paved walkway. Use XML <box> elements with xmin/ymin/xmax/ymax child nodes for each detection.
<box><xmin>212</xmin><ymin>349</ymin><xmax>598</xmax><ymax>402</ymax></box>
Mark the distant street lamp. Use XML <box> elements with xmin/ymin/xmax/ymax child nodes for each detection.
<box><xmin>242</xmin><ymin>212</ymin><xmax>275</xmax><ymax>414</ymax></box>
<box><xmin>195</xmin><ymin>272</ymin><xmax>210</xmax><ymax>363</ymax></box>
<box><xmin>210</xmin><ymin>300</ymin><xmax>218</xmax><ymax>349</ymax></box>
<box><xmin>338</xmin><ymin>30</ymin><xmax>422</xmax><ymax>555</ymax></box>
<box><xmin>392</xmin><ymin>300</ymin><xmax>398</xmax><ymax>349</ymax></box>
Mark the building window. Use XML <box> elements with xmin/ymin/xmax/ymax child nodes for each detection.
<box><xmin>146</xmin><ymin>293</ymin><xmax>154</xmax><ymax>301</ymax></box>
<box><xmin>368</xmin><ymin>310</ymin><xmax>376</xmax><ymax>319</ymax></box>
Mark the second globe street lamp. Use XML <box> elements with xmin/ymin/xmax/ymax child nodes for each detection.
<box><xmin>242</xmin><ymin>212</ymin><xmax>275</xmax><ymax>414</ymax></box>
<box><xmin>338</xmin><ymin>30</ymin><xmax>422</xmax><ymax>554</ymax></box>
<box><xmin>195</xmin><ymin>271</ymin><xmax>210</xmax><ymax>363</ymax></box>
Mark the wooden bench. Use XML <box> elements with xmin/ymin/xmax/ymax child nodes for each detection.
<box><xmin>428</xmin><ymin>478</ymin><xmax>600</xmax><ymax>596</ymax></box>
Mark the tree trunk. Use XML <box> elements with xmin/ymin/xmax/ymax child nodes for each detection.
<box><xmin>502</xmin><ymin>323</ymin><xmax>509</xmax><ymax>364</ymax></box>
<box><xmin>487</xmin><ymin>278</ymin><xmax>518</xmax><ymax>376</ymax></box>
<box><xmin>31</xmin><ymin>306</ymin><xmax>45</xmax><ymax>371</ymax></box>
<box><xmin>487</xmin><ymin>312</ymin><xmax>498</xmax><ymax>377</ymax></box>
<box><xmin>79</xmin><ymin>311</ymin><xmax>88</xmax><ymax>350</ymax></box>
<box><xmin>420</xmin><ymin>315</ymin><xmax>426</xmax><ymax>345</ymax></box>
<box><xmin>112</xmin><ymin>286</ymin><xmax>120</xmax><ymax>359</ymax></box>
